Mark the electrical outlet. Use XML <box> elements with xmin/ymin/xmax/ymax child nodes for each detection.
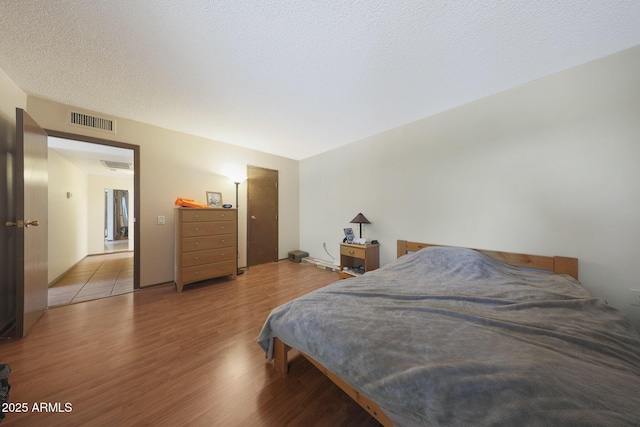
<box><xmin>629</xmin><ymin>289</ymin><xmax>640</xmax><ymax>307</ymax></box>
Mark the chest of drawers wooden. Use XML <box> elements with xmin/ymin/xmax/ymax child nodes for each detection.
<box><xmin>174</xmin><ymin>207</ymin><xmax>237</xmax><ymax>292</ymax></box>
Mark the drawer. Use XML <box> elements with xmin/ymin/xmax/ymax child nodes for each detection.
<box><xmin>182</xmin><ymin>234</ymin><xmax>235</xmax><ymax>252</ymax></box>
<box><xmin>340</xmin><ymin>245</ymin><xmax>365</xmax><ymax>259</ymax></box>
<box><xmin>182</xmin><ymin>221</ymin><xmax>233</xmax><ymax>237</ymax></box>
<box><xmin>182</xmin><ymin>260</ymin><xmax>235</xmax><ymax>283</ymax></box>
<box><xmin>182</xmin><ymin>248</ymin><xmax>234</xmax><ymax>267</ymax></box>
<box><xmin>182</xmin><ymin>209</ymin><xmax>234</xmax><ymax>222</ymax></box>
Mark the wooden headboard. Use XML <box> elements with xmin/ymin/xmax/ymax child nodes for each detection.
<box><xmin>397</xmin><ymin>240</ymin><xmax>579</xmax><ymax>280</ymax></box>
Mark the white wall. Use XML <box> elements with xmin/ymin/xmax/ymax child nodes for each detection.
<box><xmin>300</xmin><ymin>45</ymin><xmax>640</xmax><ymax>329</ymax></box>
<box><xmin>47</xmin><ymin>149</ymin><xmax>89</xmax><ymax>283</ymax></box>
<box><xmin>26</xmin><ymin>96</ymin><xmax>300</xmax><ymax>287</ymax></box>
<box><xmin>0</xmin><ymin>68</ymin><xmax>26</xmax><ymax>119</ymax></box>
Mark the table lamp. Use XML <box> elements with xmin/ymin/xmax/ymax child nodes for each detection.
<box><xmin>350</xmin><ymin>213</ymin><xmax>370</xmax><ymax>238</ymax></box>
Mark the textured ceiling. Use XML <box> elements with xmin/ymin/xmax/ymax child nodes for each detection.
<box><xmin>1</xmin><ymin>1</ymin><xmax>640</xmax><ymax>160</ymax></box>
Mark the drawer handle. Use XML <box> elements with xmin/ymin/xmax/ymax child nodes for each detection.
<box><xmin>220</xmin><ymin>239</ymin><xmax>225</xmax><ymax>243</ymax></box>
<box><xmin>195</xmin><ymin>256</ymin><xmax>199</xmax><ymax>260</ymax></box>
<box><xmin>195</xmin><ymin>242</ymin><xmax>200</xmax><ymax>246</ymax></box>
<box><xmin>195</xmin><ymin>271</ymin><xmax>199</xmax><ymax>275</ymax></box>
<box><xmin>195</xmin><ymin>227</ymin><xmax>199</xmax><ymax>231</ymax></box>
<box><xmin>349</xmin><ymin>250</ymin><xmax>355</xmax><ymax>255</ymax></box>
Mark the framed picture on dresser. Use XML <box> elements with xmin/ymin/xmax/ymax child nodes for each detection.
<box><xmin>206</xmin><ymin>191</ymin><xmax>222</xmax><ymax>207</ymax></box>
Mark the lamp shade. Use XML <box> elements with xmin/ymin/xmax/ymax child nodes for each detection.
<box><xmin>222</xmin><ymin>165</ymin><xmax>247</xmax><ymax>184</ymax></box>
<box><xmin>350</xmin><ymin>213</ymin><xmax>370</xmax><ymax>225</ymax></box>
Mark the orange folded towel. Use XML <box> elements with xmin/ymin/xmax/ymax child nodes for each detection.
<box><xmin>175</xmin><ymin>197</ymin><xmax>208</xmax><ymax>208</ymax></box>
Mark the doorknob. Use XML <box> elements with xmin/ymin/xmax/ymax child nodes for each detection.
<box><xmin>251</xmin><ymin>215</ymin><xmax>256</xmax><ymax>220</ymax></box>
<box><xmin>5</xmin><ymin>220</ymin><xmax>26</xmax><ymax>228</ymax></box>
<box><xmin>6</xmin><ymin>220</ymin><xmax>39</xmax><ymax>228</ymax></box>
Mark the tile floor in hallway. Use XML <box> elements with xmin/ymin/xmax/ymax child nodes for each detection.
<box><xmin>48</xmin><ymin>251</ymin><xmax>134</xmax><ymax>307</ymax></box>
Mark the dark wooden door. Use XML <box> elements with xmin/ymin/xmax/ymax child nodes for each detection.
<box><xmin>12</xmin><ymin>108</ymin><xmax>48</xmax><ymax>337</ymax></box>
<box><xmin>247</xmin><ymin>166</ymin><xmax>278</xmax><ymax>267</ymax></box>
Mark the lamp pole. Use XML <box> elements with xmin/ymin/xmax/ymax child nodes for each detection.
<box><xmin>235</xmin><ymin>182</ymin><xmax>239</xmax><ymax>210</ymax></box>
<box><xmin>234</xmin><ymin>181</ymin><xmax>244</xmax><ymax>275</ymax></box>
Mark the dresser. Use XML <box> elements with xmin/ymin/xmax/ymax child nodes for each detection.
<box><xmin>174</xmin><ymin>207</ymin><xmax>237</xmax><ymax>292</ymax></box>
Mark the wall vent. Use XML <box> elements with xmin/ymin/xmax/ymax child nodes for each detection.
<box><xmin>101</xmin><ymin>160</ymin><xmax>132</xmax><ymax>170</ymax></box>
<box><xmin>69</xmin><ymin>111</ymin><xmax>115</xmax><ymax>133</ymax></box>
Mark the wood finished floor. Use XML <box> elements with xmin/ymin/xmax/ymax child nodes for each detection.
<box><xmin>0</xmin><ymin>261</ymin><xmax>381</xmax><ymax>427</ymax></box>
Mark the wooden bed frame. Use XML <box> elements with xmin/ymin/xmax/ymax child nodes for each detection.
<box><xmin>271</xmin><ymin>240</ymin><xmax>579</xmax><ymax>426</ymax></box>
<box><xmin>397</xmin><ymin>240</ymin><xmax>579</xmax><ymax>280</ymax></box>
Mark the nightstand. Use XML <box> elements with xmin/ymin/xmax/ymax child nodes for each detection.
<box><xmin>339</xmin><ymin>242</ymin><xmax>380</xmax><ymax>279</ymax></box>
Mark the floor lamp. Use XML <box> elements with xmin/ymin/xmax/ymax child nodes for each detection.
<box><xmin>233</xmin><ymin>180</ymin><xmax>244</xmax><ymax>275</ymax></box>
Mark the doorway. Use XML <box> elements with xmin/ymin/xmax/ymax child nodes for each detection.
<box><xmin>46</xmin><ymin>130</ymin><xmax>140</xmax><ymax>295</ymax></box>
<box><xmin>247</xmin><ymin>165</ymin><xmax>279</xmax><ymax>267</ymax></box>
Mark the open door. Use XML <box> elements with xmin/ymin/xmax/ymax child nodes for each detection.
<box><xmin>5</xmin><ymin>108</ymin><xmax>48</xmax><ymax>337</ymax></box>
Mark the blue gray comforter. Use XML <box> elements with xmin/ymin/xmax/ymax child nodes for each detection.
<box><xmin>257</xmin><ymin>247</ymin><xmax>640</xmax><ymax>426</ymax></box>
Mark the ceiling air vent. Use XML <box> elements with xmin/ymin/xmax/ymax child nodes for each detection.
<box><xmin>69</xmin><ymin>111</ymin><xmax>115</xmax><ymax>133</ymax></box>
<box><xmin>100</xmin><ymin>160</ymin><xmax>132</xmax><ymax>171</ymax></box>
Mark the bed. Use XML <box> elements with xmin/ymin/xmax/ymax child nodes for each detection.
<box><xmin>257</xmin><ymin>241</ymin><xmax>640</xmax><ymax>426</ymax></box>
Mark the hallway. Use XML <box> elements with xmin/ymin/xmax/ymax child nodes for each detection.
<box><xmin>48</xmin><ymin>251</ymin><xmax>134</xmax><ymax>307</ymax></box>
